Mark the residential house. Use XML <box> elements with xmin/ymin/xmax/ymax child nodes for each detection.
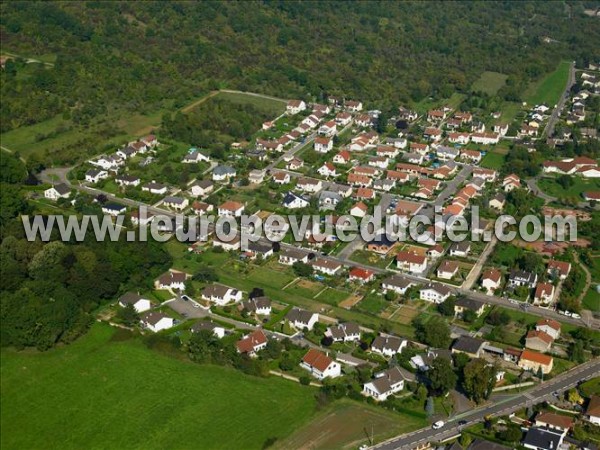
<box><xmin>201</xmin><ymin>284</ymin><xmax>243</xmax><ymax>306</ymax></box>
<box><xmin>508</xmin><ymin>269</ymin><xmax>538</xmax><ymax>289</ymax></box>
<box><xmin>461</xmin><ymin>149</ymin><xmax>482</xmax><ymax>164</ymax></box>
<box><xmin>118</xmin><ymin>292</ymin><xmax>152</xmax><ymax>313</ymax></box>
<box><xmin>335</xmin><ymin>112</ymin><xmax>353</xmax><ymax>126</ymax></box>
<box><xmin>427</xmin><ymin>244</ymin><xmax>445</xmax><ymax>259</ymax></box>
<box><xmin>525</xmin><ymin>330</ymin><xmax>554</xmax><ymax>352</ymax></box>
<box><xmin>236</xmin><ymin>330</ymin><xmax>268</xmax><ymax>356</ymax></box>
<box><xmin>282</xmin><ymin>191</ymin><xmax>309</xmax><ymax>209</ymax></box>
<box><xmin>163</xmin><ymin>196</ymin><xmax>189</xmax><ymax>210</ymax></box>
<box><xmin>449</xmin><ymin>241</ymin><xmax>471</xmax><ymax>257</ymax></box>
<box><xmin>218</xmin><ymin>200</ymin><xmax>245</xmax><ymax>217</ymax></box>
<box><xmin>396</xmin><ymin>251</ymin><xmax>428</xmax><ymax>274</ymax></box>
<box><xmin>362</xmin><ymin>366</ymin><xmax>409</xmax><ymax>402</ymax></box>
<box><xmin>533</xmin><ymin>282</ymin><xmax>555</xmax><ymax>306</ymax></box>
<box><xmin>489</xmin><ymin>193</ymin><xmax>506</xmax><ymax>210</ymax></box>
<box><xmin>191</xmin><ymin>201</ymin><xmax>213</xmax><ymax>215</ymax></box>
<box><xmin>182</xmin><ymin>150</ymin><xmax>211</xmax><ymax>164</ymax></box>
<box><xmin>300</xmin><ymin>348</ymin><xmax>341</xmax><ymax>379</ymax></box>
<box><xmin>273</xmin><ymin>172</ymin><xmax>291</xmax><ymax>185</ymax></box>
<box><xmin>297</xmin><ymin>177</ymin><xmax>322</xmax><ymax>193</ymax></box>
<box><xmin>522</xmin><ymin>427</ymin><xmax>564</xmax><ymax>450</ymax></box>
<box><xmin>350</xmin><ymin>201</ymin><xmax>368</xmax><ymax>217</ymax></box>
<box><xmin>381</xmin><ymin>275</ymin><xmax>414</xmax><ymax>295</ymax></box>
<box><xmin>481</xmin><ymin>269</ymin><xmax>502</xmax><ymax>294</ymax></box>
<box><xmin>286</xmin><ymin>308</ymin><xmax>319</xmax><ymax>331</ymax></box>
<box><xmin>102</xmin><ymin>203</ymin><xmax>126</xmax><ymax>216</ymax></box>
<box><xmin>140</xmin><ymin>311</ymin><xmax>174</xmax><ymax>333</ymax></box>
<box><xmin>448</xmin><ymin>132</ymin><xmax>470</xmax><ymax>145</ymax></box>
<box><xmin>212</xmin><ymin>165</ymin><xmax>236</xmax><ymax>182</ymax></box>
<box><xmin>314</xmin><ymin>137</ymin><xmax>334</xmax><ymax>153</ymax></box>
<box><xmin>452</xmin><ymin>336</ymin><xmax>487</xmax><ymax>358</ymax></box>
<box><xmin>318</xmin><ymin>120</ymin><xmax>337</xmax><ymax>137</ymax></box>
<box><xmin>471</xmin><ymin>132</ymin><xmax>499</xmax><ymax>145</ymax></box>
<box><xmin>317</xmin><ymin>162</ymin><xmax>337</xmax><ymax>177</ymax></box>
<box><xmin>190</xmin><ymin>180</ymin><xmax>214</xmax><ymax>197</ymax></box>
<box><xmin>584</xmin><ymin>396</ymin><xmax>600</xmax><ymax>425</ymax></box>
<box><xmin>44</xmin><ymin>183</ymin><xmax>71</xmax><ymax>200</ymax></box>
<box><xmin>287</xmin><ymin>99</ymin><xmax>307</xmax><ymax>115</ymax></box>
<box><xmin>319</xmin><ymin>190</ymin><xmax>342</xmax><ymax>209</ymax></box>
<box><xmin>547</xmin><ymin>260</ymin><xmax>571</xmax><ymax>280</ymax></box>
<box><xmin>373</xmin><ymin>179</ymin><xmax>396</xmax><ymax>191</ymax></box>
<box><xmin>367</xmin><ymin>234</ymin><xmax>395</xmax><ymax>254</ymax></box>
<box><xmin>345</xmin><ymin>100</ymin><xmax>363</xmax><ymax>112</ymax></box>
<box><xmin>190</xmin><ymin>321</ymin><xmax>226</xmax><ymax>339</ymax></box>
<box><xmin>348</xmin><ymin>267</ymin><xmax>375</xmax><ymax>283</ymax></box>
<box><xmin>454</xmin><ymin>297</ymin><xmax>486</xmax><ymax>318</ymax></box>
<box><xmin>212</xmin><ymin>235</ymin><xmax>241</xmax><ymax>251</ymax></box>
<box><xmin>156</xmin><ymin>271</ymin><xmax>187</xmax><ymax>290</ymax></box>
<box><xmin>311</xmin><ymin>258</ymin><xmax>342</xmax><ymax>275</ymax></box>
<box><xmin>410</xmin><ymin>142</ymin><xmax>430</xmax><ymax>155</ymax></box>
<box><xmin>326</xmin><ymin>322</ymin><xmax>361</xmax><ymax>343</ymax></box>
<box><xmin>286</xmin><ymin>157</ymin><xmax>304</xmax><ymax>171</ymax></box>
<box><xmin>249</xmin><ymin>169</ymin><xmax>266</xmax><ymax>184</ymax></box>
<box><xmin>437</xmin><ymin>260</ymin><xmax>459</xmax><ymax>280</ymax></box>
<box><xmin>534</xmin><ymin>412</ymin><xmax>573</xmax><ymax>433</ymax></box>
<box><xmin>371</xmin><ymin>335</ymin><xmax>407</xmax><ymax>357</ymax></box>
<box><xmin>333</xmin><ymin>150</ymin><xmax>351</xmax><ymax>164</ymax></box>
<box><xmin>347</xmin><ymin>173</ymin><xmax>373</xmax><ymax>187</ymax></box>
<box><xmin>518</xmin><ymin>349</ymin><xmax>553</xmax><ymax>374</ymax></box>
<box><xmin>424</xmin><ymin>127</ymin><xmax>442</xmax><ymax>142</ymax></box>
<box><xmin>85</xmin><ymin>169</ymin><xmax>108</xmax><ymax>183</ymax></box>
<box><xmin>142</xmin><ymin>181</ymin><xmax>168</xmax><ymax>195</ymax></box>
<box><xmin>535</xmin><ymin>319</ymin><xmax>561</xmax><ymax>340</ymax></box>
<box><xmin>503</xmin><ymin>174</ymin><xmax>521</xmax><ymax>192</ymax></box>
<box><xmin>402</xmin><ymin>152</ymin><xmax>424</xmax><ymax>164</ymax></box>
<box><xmin>278</xmin><ymin>247</ymin><xmax>309</xmax><ymax>266</ymax></box>
<box><xmin>436</xmin><ymin>145</ymin><xmax>460</xmax><ymax>161</ymax></box>
<box><xmin>420</xmin><ymin>283</ymin><xmax>452</xmax><ymax>303</ymax></box>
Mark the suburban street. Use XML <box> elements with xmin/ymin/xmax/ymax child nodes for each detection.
<box><xmin>372</xmin><ymin>358</ymin><xmax>600</xmax><ymax>450</ymax></box>
<box><xmin>543</xmin><ymin>61</ymin><xmax>576</xmax><ymax>138</ymax></box>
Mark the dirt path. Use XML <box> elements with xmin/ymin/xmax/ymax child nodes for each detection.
<box><xmin>180</xmin><ymin>90</ymin><xmax>220</xmax><ymax>113</ymax></box>
<box><xmin>575</xmin><ymin>253</ymin><xmax>592</xmax><ymax>305</ymax></box>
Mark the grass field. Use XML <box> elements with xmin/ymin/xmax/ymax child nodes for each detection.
<box><xmin>538</xmin><ymin>176</ymin><xmax>600</xmax><ymax>200</ymax></box>
<box><xmin>480</xmin><ymin>151</ymin><xmax>506</xmax><ymax>169</ymax></box>
<box><xmin>273</xmin><ymin>399</ymin><xmax>426</xmax><ymax>450</ymax></box>
<box><xmin>213</xmin><ymin>91</ymin><xmax>287</xmax><ymax>116</ymax></box>
<box><xmin>524</xmin><ymin>61</ymin><xmax>571</xmax><ymax>106</ymax></box>
<box><xmin>1</xmin><ymin>324</ymin><xmax>317</xmax><ymax>450</ymax></box>
<box><xmin>471</xmin><ymin>71</ymin><xmax>508</xmax><ymax>96</ymax></box>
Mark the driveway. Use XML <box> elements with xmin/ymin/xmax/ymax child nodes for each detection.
<box><xmin>166</xmin><ymin>297</ymin><xmax>208</xmax><ymax>319</ymax></box>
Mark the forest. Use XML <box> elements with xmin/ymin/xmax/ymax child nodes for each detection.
<box><xmin>2</xmin><ymin>1</ymin><xmax>600</xmax><ymax>138</ymax></box>
<box><xmin>0</xmin><ymin>153</ymin><xmax>172</xmax><ymax>350</ymax></box>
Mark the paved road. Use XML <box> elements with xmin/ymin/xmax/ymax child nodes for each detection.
<box><xmin>543</xmin><ymin>61</ymin><xmax>576</xmax><ymax>139</ymax></box>
<box><xmin>372</xmin><ymin>358</ymin><xmax>600</xmax><ymax>450</ymax></box>
<box><xmin>435</xmin><ymin>165</ymin><xmax>473</xmax><ymax>207</ymax></box>
<box><xmin>526</xmin><ymin>177</ymin><xmax>557</xmax><ymax>204</ymax></box>
<box><xmin>462</xmin><ymin>236</ymin><xmax>497</xmax><ymax>289</ymax></box>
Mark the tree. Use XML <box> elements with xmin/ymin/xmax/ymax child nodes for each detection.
<box><xmin>413</xmin><ymin>316</ymin><xmax>451</xmax><ymax>348</ymax></box>
<box><xmin>299</xmin><ymin>375</ymin><xmax>311</xmax><ymax>385</ymax></box>
<box><xmin>485</xmin><ymin>309</ymin><xmax>511</xmax><ymax>326</ymax></box>
<box><xmin>117</xmin><ymin>303</ymin><xmax>140</xmax><ymax>327</ymax></box>
<box><xmin>193</xmin><ymin>267</ymin><xmax>219</xmax><ymax>282</ymax></box>
<box><xmin>497</xmin><ymin>423</ymin><xmax>522</xmax><ymax>443</ymax></box>
<box><xmin>438</xmin><ymin>297</ymin><xmax>456</xmax><ymax>316</ymax></box>
<box><xmin>569</xmin><ymin>340</ymin><xmax>585</xmax><ymax>363</ymax></box>
<box><xmin>462</xmin><ymin>309</ymin><xmax>477</xmax><ymax>323</ymax></box>
<box><xmin>462</xmin><ymin>359</ymin><xmax>496</xmax><ymax>403</ymax></box>
<box><xmin>292</xmin><ymin>261</ymin><xmax>313</xmax><ymax>277</ymax></box>
<box><xmin>427</xmin><ymin>357</ymin><xmax>457</xmax><ymax>396</ymax></box>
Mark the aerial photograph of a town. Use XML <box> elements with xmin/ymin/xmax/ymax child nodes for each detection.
<box><xmin>0</xmin><ymin>2</ymin><xmax>599</xmax><ymax>449</ymax></box>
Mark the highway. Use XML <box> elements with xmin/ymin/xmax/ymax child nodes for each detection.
<box><xmin>372</xmin><ymin>358</ymin><xmax>600</xmax><ymax>450</ymax></box>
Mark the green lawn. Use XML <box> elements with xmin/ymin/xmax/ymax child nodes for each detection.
<box><xmin>357</xmin><ymin>293</ymin><xmax>389</xmax><ymax>315</ymax></box>
<box><xmin>524</xmin><ymin>61</ymin><xmax>570</xmax><ymax>106</ymax></box>
<box><xmin>213</xmin><ymin>91</ymin><xmax>287</xmax><ymax>117</ymax></box>
<box><xmin>480</xmin><ymin>152</ymin><xmax>506</xmax><ymax>170</ymax></box>
<box><xmin>538</xmin><ymin>176</ymin><xmax>600</xmax><ymax>200</ymax></box>
<box><xmin>471</xmin><ymin>71</ymin><xmax>508</xmax><ymax>96</ymax></box>
<box><xmin>1</xmin><ymin>324</ymin><xmax>317</xmax><ymax>450</ymax></box>
<box><xmin>582</xmin><ymin>286</ymin><xmax>600</xmax><ymax>312</ymax></box>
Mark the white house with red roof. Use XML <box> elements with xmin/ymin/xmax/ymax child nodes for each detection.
<box><xmin>236</xmin><ymin>329</ymin><xmax>268</xmax><ymax>357</ymax></box>
<box><xmin>348</xmin><ymin>267</ymin><xmax>375</xmax><ymax>283</ymax></box>
<box><xmin>547</xmin><ymin>260</ymin><xmax>571</xmax><ymax>280</ymax></box>
<box><xmin>333</xmin><ymin>150</ymin><xmax>351</xmax><ymax>164</ymax></box>
<box><xmin>396</xmin><ymin>251</ymin><xmax>427</xmax><ymax>274</ymax></box>
<box><xmin>286</xmin><ymin>99</ymin><xmax>306</xmax><ymax>115</ymax></box>
<box><xmin>300</xmin><ymin>349</ymin><xmax>341</xmax><ymax>379</ymax></box>
<box><xmin>536</xmin><ymin>318</ymin><xmax>561</xmax><ymax>340</ymax></box>
<box><xmin>533</xmin><ymin>282</ymin><xmax>555</xmax><ymax>306</ymax></box>
<box><xmin>317</xmin><ymin>162</ymin><xmax>338</xmax><ymax>178</ymax></box>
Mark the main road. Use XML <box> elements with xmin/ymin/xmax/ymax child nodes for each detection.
<box><xmin>372</xmin><ymin>358</ymin><xmax>600</xmax><ymax>450</ymax></box>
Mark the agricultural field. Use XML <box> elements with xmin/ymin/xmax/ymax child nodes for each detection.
<box><xmin>273</xmin><ymin>399</ymin><xmax>426</xmax><ymax>450</ymax></box>
<box><xmin>471</xmin><ymin>71</ymin><xmax>508</xmax><ymax>96</ymax></box>
<box><xmin>523</xmin><ymin>61</ymin><xmax>571</xmax><ymax>106</ymax></box>
<box><xmin>0</xmin><ymin>324</ymin><xmax>317</xmax><ymax>450</ymax></box>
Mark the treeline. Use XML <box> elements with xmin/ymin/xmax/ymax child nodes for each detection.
<box><xmin>161</xmin><ymin>98</ymin><xmax>273</xmax><ymax>147</ymax></box>
<box><xmin>0</xmin><ymin>153</ymin><xmax>172</xmax><ymax>350</ymax></box>
<box><xmin>2</xmin><ymin>1</ymin><xmax>600</xmax><ymax>133</ymax></box>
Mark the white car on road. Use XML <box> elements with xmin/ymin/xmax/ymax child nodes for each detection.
<box><xmin>432</xmin><ymin>421</ymin><xmax>445</xmax><ymax>430</ymax></box>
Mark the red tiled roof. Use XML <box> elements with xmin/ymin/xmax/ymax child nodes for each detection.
<box><xmin>236</xmin><ymin>329</ymin><xmax>267</xmax><ymax>353</ymax></box>
<box><xmin>521</xmin><ymin>349</ymin><xmax>553</xmax><ymax>366</ymax></box>
<box><xmin>302</xmin><ymin>348</ymin><xmax>334</xmax><ymax>372</ymax></box>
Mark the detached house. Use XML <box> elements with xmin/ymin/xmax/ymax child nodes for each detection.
<box><xmin>218</xmin><ymin>200</ymin><xmax>245</xmax><ymax>217</ymax></box>
<box><xmin>85</xmin><ymin>169</ymin><xmax>108</xmax><ymax>183</ymax></box>
<box><xmin>118</xmin><ymin>292</ymin><xmax>152</xmax><ymax>313</ymax></box>
<box><xmin>326</xmin><ymin>322</ymin><xmax>361</xmax><ymax>343</ymax></box>
<box><xmin>525</xmin><ymin>330</ymin><xmax>554</xmax><ymax>352</ymax></box>
<box><xmin>519</xmin><ymin>349</ymin><xmax>553</xmax><ymax>374</ymax></box>
<box><xmin>547</xmin><ymin>260</ymin><xmax>571</xmax><ymax>280</ymax></box>
<box><xmin>142</xmin><ymin>182</ymin><xmax>168</xmax><ymax>195</ymax></box>
<box><xmin>163</xmin><ymin>196</ymin><xmax>189</xmax><ymax>211</ymax></box>
<box><xmin>381</xmin><ymin>275</ymin><xmax>414</xmax><ymax>295</ymax></box>
<box><xmin>297</xmin><ymin>177</ymin><xmax>322</xmax><ymax>193</ymax></box>
<box><xmin>212</xmin><ymin>165</ymin><xmax>236</xmax><ymax>182</ymax></box>
<box><xmin>533</xmin><ymin>282</ymin><xmax>555</xmax><ymax>306</ymax></box>
<box><xmin>371</xmin><ymin>335</ymin><xmax>407</xmax><ymax>357</ymax></box>
<box><xmin>348</xmin><ymin>267</ymin><xmax>375</xmax><ymax>283</ymax></box>
<box><xmin>508</xmin><ymin>269</ymin><xmax>537</xmax><ymax>289</ymax></box>
<box><xmin>278</xmin><ymin>247</ymin><xmax>309</xmax><ymax>266</ymax></box>
<box><xmin>314</xmin><ymin>137</ymin><xmax>333</xmax><ymax>153</ymax></box>
<box><xmin>420</xmin><ymin>283</ymin><xmax>452</xmax><ymax>303</ymax></box>
<box><xmin>273</xmin><ymin>172</ymin><xmax>291</xmax><ymax>185</ymax></box>
<box><xmin>190</xmin><ymin>180</ymin><xmax>214</xmax><ymax>197</ymax></box>
<box><xmin>317</xmin><ymin>162</ymin><xmax>338</xmax><ymax>178</ymax></box>
<box><xmin>396</xmin><ymin>251</ymin><xmax>427</xmax><ymax>274</ymax></box>
<box><xmin>345</xmin><ymin>100</ymin><xmax>363</xmax><ymax>112</ymax></box>
<box><xmin>201</xmin><ymin>284</ymin><xmax>243</xmax><ymax>305</ymax></box>
<box><xmin>311</xmin><ymin>258</ymin><xmax>342</xmax><ymax>275</ymax></box>
<box><xmin>362</xmin><ymin>366</ymin><xmax>409</xmax><ymax>402</ymax></box>
<box><xmin>156</xmin><ymin>271</ymin><xmax>187</xmax><ymax>290</ymax></box>
<box><xmin>535</xmin><ymin>318</ymin><xmax>561</xmax><ymax>340</ymax></box>
<box><xmin>481</xmin><ymin>269</ymin><xmax>502</xmax><ymax>294</ymax></box>
<box><xmin>452</xmin><ymin>336</ymin><xmax>487</xmax><ymax>358</ymax></box>
<box><xmin>236</xmin><ymin>330</ymin><xmax>268</xmax><ymax>356</ymax></box>
<box><xmin>190</xmin><ymin>321</ymin><xmax>226</xmax><ymax>339</ymax></box>
<box><xmin>287</xmin><ymin>99</ymin><xmax>307</xmax><ymax>115</ymax></box>
<box><xmin>140</xmin><ymin>311</ymin><xmax>174</xmax><ymax>333</ymax></box>
<box><xmin>333</xmin><ymin>150</ymin><xmax>351</xmax><ymax>164</ymax></box>
<box><xmin>282</xmin><ymin>191</ymin><xmax>309</xmax><ymax>209</ymax></box>
<box><xmin>437</xmin><ymin>260</ymin><xmax>459</xmax><ymax>280</ymax></box>
<box><xmin>454</xmin><ymin>297</ymin><xmax>486</xmax><ymax>318</ymax></box>
<box><xmin>286</xmin><ymin>308</ymin><xmax>318</xmax><ymax>331</ymax></box>
<box><xmin>44</xmin><ymin>183</ymin><xmax>71</xmax><ymax>201</ymax></box>
<box><xmin>301</xmin><ymin>349</ymin><xmax>341</xmax><ymax>379</ymax></box>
